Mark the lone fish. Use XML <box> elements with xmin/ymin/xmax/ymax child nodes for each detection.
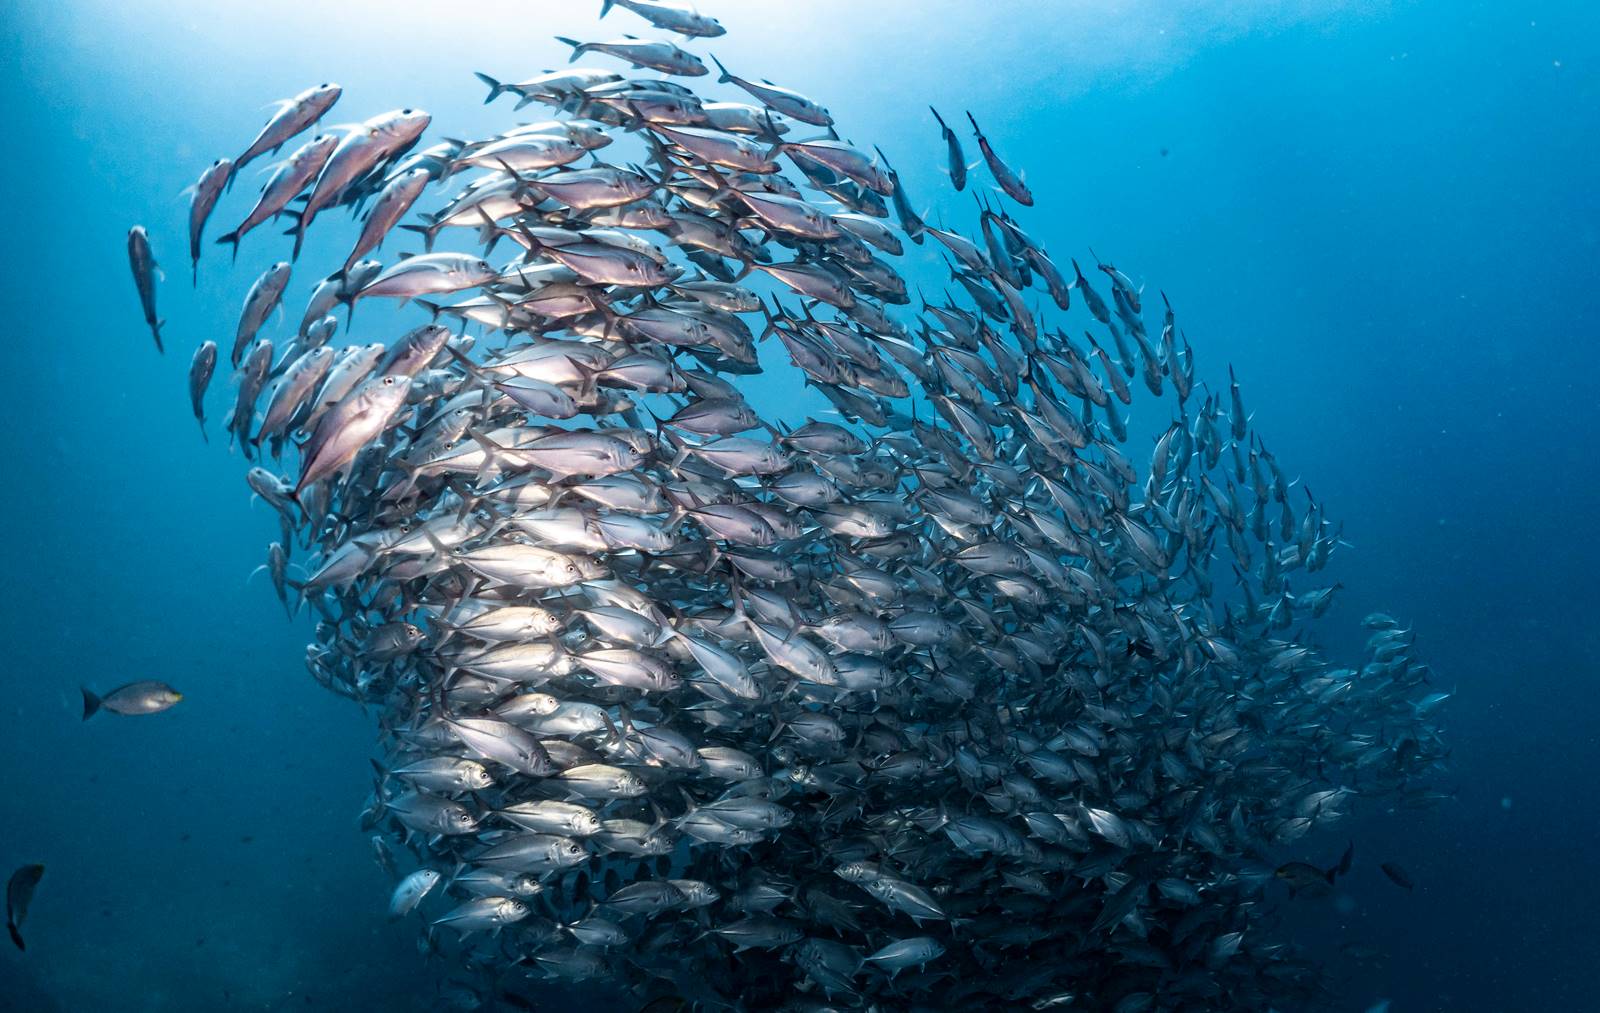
<box><xmin>127</xmin><ymin>225</ymin><xmax>164</xmax><ymax>352</ymax></box>
<box><xmin>81</xmin><ymin>681</ymin><xmax>183</xmax><ymax>720</ymax></box>
<box><xmin>7</xmin><ymin>863</ymin><xmax>43</xmax><ymax>951</ymax></box>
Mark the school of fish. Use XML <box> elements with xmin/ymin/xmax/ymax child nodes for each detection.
<box><xmin>131</xmin><ymin>1</ymin><xmax>1448</xmax><ymax>1008</ymax></box>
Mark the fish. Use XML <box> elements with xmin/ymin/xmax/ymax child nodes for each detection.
<box><xmin>431</xmin><ymin>896</ymin><xmax>529</xmax><ymax>935</ymax></box>
<box><xmin>231</xmin><ymin>262</ymin><xmax>292</xmax><ymax>366</ymax></box>
<box><xmin>126</xmin><ymin>225</ymin><xmax>164</xmax><ymax>352</ymax></box>
<box><xmin>188</xmin><ymin>340</ymin><xmax>218</xmax><ymax>441</ymax></box>
<box><xmin>1274</xmin><ymin>859</ymin><xmax>1341</xmax><ymax>899</ymax></box>
<box><xmin>354</xmin><ymin>253</ymin><xmax>496</xmax><ymax>303</ymax></box>
<box><xmin>710</xmin><ymin>56</ymin><xmax>832</xmax><ymax>126</ymax></box>
<box><xmin>372</xmin><ymin>836</ymin><xmax>399</xmax><ymax>879</ymax></box>
<box><xmin>928</xmin><ymin>106</ymin><xmax>969</xmax><ymax>191</ymax></box>
<box><xmin>600</xmin><ymin>0</ymin><xmax>726</xmax><ymax>38</ymax></box>
<box><xmin>343</xmin><ymin>167</ymin><xmax>431</xmax><ymax>272</ymax></box>
<box><xmin>289</xmin><ymin>108</ymin><xmax>432</xmax><ymax>258</ymax></box>
<box><xmin>216</xmin><ymin>133</ymin><xmax>339</xmax><ymax>260</ymax></box>
<box><xmin>1381</xmin><ymin>862</ymin><xmax>1416</xmax><ymax>891</ymax></box>
<box><xmin>556</xmin><ymin>36</ymin><xmax>707</xmax><ymax>77</ymax></box>
<box><xmin>81</xmin><ymin>681</ymin><xmax>182</xmax><ymax>719</ymax></box>
<box><xmin>234</xmin><ymin>82</ymin><xmax>342</xmax><ymax>173</ymax></box>
<box><xmin>136</xmin><ymin>8</ymin><xmax>1448</xmax><ymax>1009</ymax></box>
<box><xmin>185</xmin><ymin>158</ymin><xmax>233</xmax><ymax>283</ymax></box>
<box><xmin>6</xmin><ymin>864</ymin><xmax>43</xmax><ymax>951</ymax></box>
<box><xmin>965</xmin><ymin>110</ymin><xmax>1033</xmax><ymax>206</ymax></box>
<box><xmin>296</xmin><ymin>374</ymin><xmax>413</xmax><ymax>504</ymax></box>
<box><xmin>390</xmin><ymin>869</ymin><xmax>442</xmax><ymax>918</ymax></box>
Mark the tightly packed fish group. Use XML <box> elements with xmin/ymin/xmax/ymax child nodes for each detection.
<box><xmin>144</xmin><ymin>2</ymin><xmax>1447</xmax><ymax>1008</ymax></box>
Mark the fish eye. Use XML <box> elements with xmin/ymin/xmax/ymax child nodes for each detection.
<box><xmin>383</xmin><ymin>377</ymin><xmax>396</xmax><ymax>385</ymax></box>
<box><xmin>402</xmin><ymin>108</ymin><xmax>415</xmax><ymax>114</ymax></box>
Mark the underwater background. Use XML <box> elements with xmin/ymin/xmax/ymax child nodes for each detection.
<box><xmin>1</xmin><ymin>1</ymin><xmax>1596</xmax><ymax>1010</ymax></box>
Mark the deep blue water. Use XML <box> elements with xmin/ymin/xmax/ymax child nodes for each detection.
<box><xmin>1</xmin><ymin>1</ymin><xmax>1596</xmax><ymax>1010</ymax></box>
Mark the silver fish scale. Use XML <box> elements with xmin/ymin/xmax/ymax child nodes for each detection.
<box><xmin>151</xmin><ymin>4</ymin><xmax>1449</xmax><ymax>1008</ymax></box>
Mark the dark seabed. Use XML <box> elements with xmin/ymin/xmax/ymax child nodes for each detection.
<box><xmin>1</xmin><ymin>1</ymin><xmax>1597</xmax><ymax>1010</ymax></box>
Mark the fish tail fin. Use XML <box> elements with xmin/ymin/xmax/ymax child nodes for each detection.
<box><xmin>965</xmin><ymin>110</ymin><xmax>981</xmax><ymax>134</ymax></box>
<box><xmin>710</xmin><ymin>53</ymin><xmax>732</xmax><ymax>84</ymax></box>
<box><xmin>472</xmin><ymin>71</ymin><xmax>506</xmax><ymax>104</ymax></box>
<box><xmin>216</xmin><ymin>230</ymin><xmax>242</xmax><ymax>263</ymax></box>
<box><xmin>554</xmin><ymin>37</ymin><xmax>583</xmax><ymax>61</ymax></box>
<box><xmin>81</xmin><ymin>687</ymin><xmax>102</xmax><ymax>720</ymax></box>
<box><xmin>286</xmin><ymin>487</ymin><xmax>313</xmax><ymax>528</ymax></box>
<box><xmin>8</xmin><ymin>925</ymin><xmax>22</xmax><ymax>951</ymax></box>
<box><xmin>466</xmin><ymin>427</ymin><xmax>516</xmax><ymax>485</ymax></box>
<box><xmin>152</xmin><ymin>321</ymin><xmax>165</xmax><ymax>354</ymax></box>
<box><xmin>192</xmin><ymin>261</ymin><xmax>198</xmax><ymax>287</ymax></box>
<box><xmin>599</xmin><ymin>0</ymin><xmax>614</xmax><ymax>17</ymax></box>
<box><xmin>399</xmin><ymin>211</ymin><xmax>440</xmax><ymax>251</ymax></box>
<box><xmin>928</xmin><ymin>105</ymin><xmax>947</xmax><ymax>131</ymax></box>
<box><xmin>443</xmin><ymin>344</ymin><xmax>495</xmax><ymax>389</ymax></box>
<box><xmin>284</xmin><ymin>577</ymin><xmax>307</xmax><ymax>620</ymax></box>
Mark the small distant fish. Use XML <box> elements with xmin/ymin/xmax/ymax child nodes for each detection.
<box><xmin>81</xmin><ymin>681</ymin><xmax>183</xmax><ymax>720</ymax></box>
<box><xmin>126</xmin><ymin>226</ymin><xmax>164</xmax><ymax>352</ymax></box>
<box><xmin>1275</xmin><ymin>842</ymin><xmax>1352</xmax><ymax>898</ymax></box>
<box><xmin>1337</xmin><ymin>840</ymin><xmax>1356</xmax><ymax>877</ymax></box>
<box><xmin>188</xmin><ymin>341</ymin><xmax>218</xmax><ymax>442</ymax></box>
<box><xmin>1380</xmin><ymin>862</ymin><xmax>1415</xmax><ymax>891</ymax></box>
<box><xmin>7</xmin><ymin>863</ymin><xmax>44</xmax><ymax>951</ymax></box>
<box><xmin>372</xmin><ymin>836</ymin><xmax>398</xmax><ymax>879</ymax></box>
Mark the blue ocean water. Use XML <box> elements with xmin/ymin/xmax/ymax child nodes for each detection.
<box><xmin>1</xmin><ymin>1</ymin><xmax>1595</xmax><ymax>1010</ymax></box>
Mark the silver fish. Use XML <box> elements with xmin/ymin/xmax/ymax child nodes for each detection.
<box><xmin>126</xmin><ymin>225</ymin><xmax>163</xmax><ymax>352</ymax></box>
<box><xmin>185</xmin><ymin>158</ymin><xmax>233</xmax><ymax>282</ymax></box>
<box><xmin>235</xmin><ymin>82</ymin><xmax>341</xmax><ymax>172</ymax></box>
<box><xmin>188</xmin><ymin>340</ymin><xmax>217</xmax><ymax>441</ymax></box>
